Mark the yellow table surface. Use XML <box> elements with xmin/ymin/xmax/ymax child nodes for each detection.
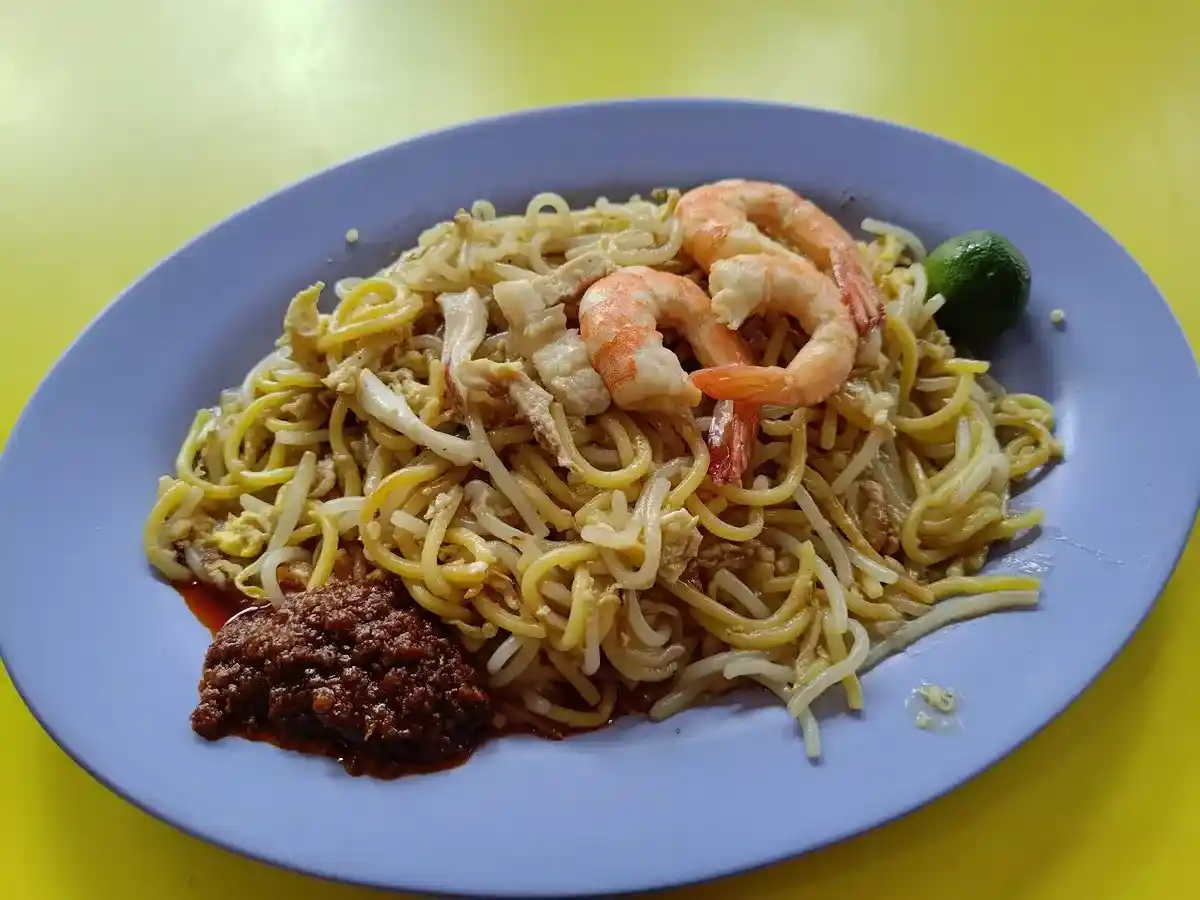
<box><xmin>2</xmin><ymin>1</ymin><xmax>1198</xmax><ymax>897</ymax></box>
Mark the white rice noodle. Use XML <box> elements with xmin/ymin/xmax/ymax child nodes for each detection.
<box><xmin>316</xmin><ymin>497</ymin><xmax>363</xmax><ymax>518</ymax></box>
<box><xmin>978</xmin><ymin>370</ymin><xmax>1007</xmax><ymax>401</ymax></box>
<box><xmin>487</xmin><ymin>541</ymin><xmax>525</xmax><ymax>580</ymax></box>
<box><xmin>490</xmin><ymin>637</ymin><xmax>541</xmax><ymax>686</ymax></box>
<box><xmin>486</xmin><ymin>633</ymin><xmax>523</xmax><ymax>674</ymax></box>
<box><xmin>491</xmin><ymin>262</ymin><xmax>541</xmax><ymax>281</ymax></box>
<box><xmin>582</xmin><ymin>474</ymin><xmax>655</xmax><ymax>551</ymax></box>
<box><xmin>857</xmin><ymin>573</ymin><xmax>884</xmax><ymax>599</ymax></box>
<box><xmin>597</xmin><ymin>476</ymin><xmax>670</xmax><ymax>589</ymax></box>
<box><xmin>872</xmin><ymin>437</ymin><xmax>913</xmax><ymax>512</ymax></box>
<box><xmin>580</xmin><ymin>446</ymin><xmax>622</xmax><ymax>468</ymax></box>
<box><xmin>794</xmin><ymin>485</ymin><xmax>853</xmax><ymax>587</ymax></box>
<box><xmin>580</xmin><ymin>521</ymin><xmax>642</xmax><ymax>550</ymax></box>
<box><xmin>761</xmin><ymin>405</ymin><xmax>794</xmax><ymax>420</ymax></box>
<box><xmin>267</xmin><ymin>451</ymin><xmax>316</xmax><ymax>552</ymax></box>
<box><xmin>609</xmin><ymin>489</ymin><xmax>631</xmax><ymax>523</ymax></box>
<box><xmin>888</xmin><ymin>595</ymin><xmax>933</xmax><ymax>617</ymax></box>
<box><xmin>406</xmin><ymin>334</ymin><xmax>444</xmax><ymax>354</ymax></box>
<box><xmin>811</xmin><ymin>555</ymin><xmax>849</xmax><ymax>635</ymax></box>
<box><xmin>582</xmin><ymin>468</ymin><xmax>678</xmax><ymax>550</ymax></box>
<box><xmin>916</xmin><ymin>292</ymin><xmax>946</xmax><ymax>332</ymax></box>
<box><xmin>626</xmin><ymin>590</ymin><xmax>671</xmax><ymax>647</ymax></box>
<box><xmin>847</xmin><ymin>547</ymin><xmax>900</xmax><ymax>585</ymax></box>
<box><xmin>678</xmin><ymin>650</ymin><xmax>773</xmax><ymax>685</ymax></box>
<box><xmin>464</xmin><ymin>481</ymin><xmax>533</xmax><ymax>545</ymax></box>
<box><xmin>747</xmin><ymin>674</ymin><xmax>819</xmax><ymax>755</ymax></box>
<box><xmin>861</xmin><ymin>218</ymin><xmax>927</xmax><ymax>260</ymax></box>
<box><xmin>711</xmin><ymin>569</ymin><xmax>771</xmax><ymax>618</ymax></box>
<box><xmin>540</xmin><ymin>581</ymin><xmax>573</xmax><ymax>606</ymax></box>
<box><xmin>986</xmin><ymin>451</ymin><xmax>1011</xmax><ymax>497</ymax></box>
<box><xmin>863</xmin><ymin>590</ymin><xmax>1039</xmax><ymax>672</ymax></box>
<box><xmin>975</xmin><ymin>415</ymin><xmax>1011</xmax><ymax>497</ymax></box>
<box><xmin>952</xmin><ymin>452</ymin><xmax>1005</xmax><ymax>506</ymax></box>
<box><xmin>723</xmin><ymin>657</ymin><xmax>794</xmax><ymax>682</ymax></box>
<box><xmin>260</xmin><ymin>546</ymin><xmax>309</xmax><ymax>607</ymax></box>
<box><xmin>798</xmin><ymin>709</ymin><xmax>822</xmax><ymax>758</ymax></box>
<box><xmin>334</xmin><ymin>277</ymin><xmax>364</xmax><ymax>300</ymax></box>
<box><xmin>521</xmin><ymin>690</ymin><xmax>555</xmax><ymax>717</ymax></box>
<box><xmin>648</xmin><ymin>680</ymin><xmax>709</xmax><ymax>721</ymax></box>
<box><xmin>916</xmin><ymin>376</ymin><xmax>959</xmax><ymax>393</ymax></box>
<box><xmin>955</xmin><ymin>414</ymin><xmax>972</xmax><ymax>460</ymax></box>
<box><xmin>358</xmin><ymin>369</ymin><xmax>478</xmax><ymax>465</ymax></box>
<box><xmin>274</xmin><ymin>429</ymin><xmax>330</xmax><ymax>446</ymax></box>
<box><xmin>182</xmin><ymin>544</ymin><xmax>215</xmax><ymax>584</ymax></box>
<box><xmin>856</xmin><ymin>324</ymin><xmax>884</xmax><ymax>367</ymax></box>
<box><xmin>239</xmin><ymin>350</ymin><xmax>288</xmax><ymax>403</ymax></box>
<box><xmin>909</xmin><ymin>262</ymin><xmax>928</xmax><ymax>303</ymax></box>
<box><xmin>930</xmin><ymin>416</ymin><xmax>973</xmax><ymax>498</ymax></box>
<box><xmin>656</xmin><ymin>457</ymin><xmax>691</xmax><ymax>481</ymax></box>
<box><xmin>582</xmin><ymin>607</ymin><xmax>601</xmax><ymax>676</ymax></box>
<box><xmin>166</xmin><ymin>485</ymin><xmax>204</xmax><ymax>527</ymax></box>
<box><xmin>477</xmin><ymin>506</ymin><xmax>532</xmax><ymax>544</ymax></box>
<box><xmin>830</xmin><ymin>427</ymin><xmax>886</xmax><ymax>494</ymax></box>
<box><xmin>241</xmin><ymin>494</ymin><xmax>275</xmax><ymax>518</ymax></box>
<box><xmin>563</xmin><ymin>232</ymin><xmax>606</xmax><ymax>252</ymax></box>
<box><xmin>389</xmin><ymin>509</ymin><xmax>430</xmax><ymax>537</ymax></box>
<box><xmin>466</xmin><ymin>414</ymin><xmax>548</xmax><ymax>538</ymax></box>
<box><xmin>438</xmin><ymin>288</ymin><xmax>487</xmax><ymax>395</ymax></box>
<box><xmin>315</xmin><ymin>497</ymin><xmax>366</xmax><ymax>534</ymax></box>
<box><xmin>786</xmin><ymin>620</ymin><xmax>869</xmax><ymax>717</ymax></box>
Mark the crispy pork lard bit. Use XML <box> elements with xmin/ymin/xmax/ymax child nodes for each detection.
<box><xmin>493</xmin><ymin>251</ymin><xmax>614</xmax><ymax>416</ymax></box>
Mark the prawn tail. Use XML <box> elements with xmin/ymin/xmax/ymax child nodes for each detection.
<box><xmin>691</xmin><ymin>365</ymin><xmax>801</xmax><ymax>405</ymax></box>
<box><xmin>707</xmin><ymin>400</ymin><xmax>758</xmax><ymax>485</ymax></box>
<box><xmin>831</xmin><ymin>249</ymin><xmax>885</xmax><ymax>333</ymax></box>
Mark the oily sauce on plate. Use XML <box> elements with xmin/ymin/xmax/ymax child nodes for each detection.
<box><xmin>177</xmin><ymin>579</ymin><xmax>672</xmax><ymax>776</ymax></box>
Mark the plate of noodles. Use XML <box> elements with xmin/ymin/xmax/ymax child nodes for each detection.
<box><xmin>1</xmin><ymin>100</ymin><xmax>1197</xmax><ymax>896</ymax></box>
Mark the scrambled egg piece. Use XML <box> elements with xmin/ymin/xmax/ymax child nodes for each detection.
<box><xmin>210</xmin><ymin>512</ymin><xmax>270</xmax><ymax>558</ymax></box>
<box><xmin>323</xmin><ymin>348</ymin><xmax>376</xmax><ymax>394</ymax></box>
<box><xmin>917</xmin><ymin>683</ymin><xmax>957</xmax><ymax>714</ymax></box>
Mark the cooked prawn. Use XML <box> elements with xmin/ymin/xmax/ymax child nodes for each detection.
<box><xmin>689</xmin><ymin>253</ymin><xmax>857</xmax><ymax>406</ymax></box>
<box><xmin>578</xmin><ymin>266</ymin><xmax>758</xmax><ymax>483</ymax></box>
<box><xmin>677</xmin><ymin>179</ymin><xmax>883</xmax><ymax>332</ymax></box>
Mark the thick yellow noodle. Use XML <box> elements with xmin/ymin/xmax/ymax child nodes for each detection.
<box><xmin>146</xmin><ymin>189</ymin><xmax>1061</xmax><ymax>757</ymax></box>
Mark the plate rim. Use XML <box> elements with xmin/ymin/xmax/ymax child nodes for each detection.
<box><xmin>1</xmin><ymin>97</ymin><xmax>1198</xmax><ymax>897</ymax></box>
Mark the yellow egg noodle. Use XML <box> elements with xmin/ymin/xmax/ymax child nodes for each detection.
<box><xmin>145</xmin><ymin>188</ymin><xmax>1061</xmax><ymax>756</ymax></box>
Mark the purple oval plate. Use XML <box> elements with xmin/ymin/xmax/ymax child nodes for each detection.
<box><xmin>1</xmin><ymin>100</ymin><xmax>1198</xmax><ymax>897</ymax></box>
